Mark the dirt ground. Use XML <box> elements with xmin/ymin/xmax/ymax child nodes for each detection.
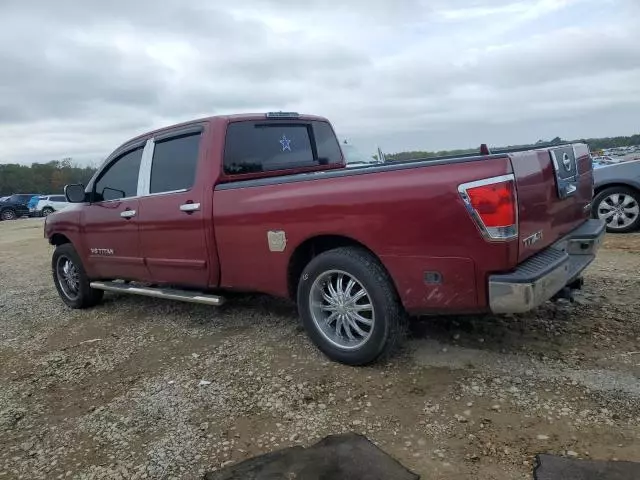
<box><xmin>1</xmin><ymin>218</ymin><xmax>639</xmax><ymax>480</ymax></box>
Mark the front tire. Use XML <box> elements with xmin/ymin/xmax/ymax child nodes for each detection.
<box><xmin>593</xmin><ymin>187</ymin><xmax>640</xmax><ymax>233</ymax></box>
<box><xmin>52</xmin><ymin>243</ymin><xmax>104</xmax><ymax>308</ymax></box>
<box><xmin>1</xmin><ymin>208</ymin><xmax>16</xmax><ymax>221</ymax></box>
<box><xmin>297</xmin><ymin>247</ymin><xmax>406</xmax><ymax>365</ymax></box>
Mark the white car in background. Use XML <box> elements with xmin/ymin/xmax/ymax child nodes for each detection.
<box><xmin>341</xmin><ymin>143</ymin><xmax>386</xmax><ymax>168</ymax></box>
<box><xmin>33</xmin><ymin>194</ymin><xmax>69</xmax><ymax>217</ymax></box>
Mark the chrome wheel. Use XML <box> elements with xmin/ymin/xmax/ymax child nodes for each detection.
<box><xmin>309</xmin><ymin>270</ymin><xmax>375</xmax><ymax>350</ymax></box>
<box><xmin>598</xmin><ymin>193</ymin><xmax>640</xmax><ymax>230</ymax></box>
<box><xmin>56</xmin><ymin>256</ymin><xmax>80</xmax><ymax>300</ymax></box>
<box><xmin>42</xmin><ymin>208</ymin><xmax>54</xmax><ymax>217</ymax></box>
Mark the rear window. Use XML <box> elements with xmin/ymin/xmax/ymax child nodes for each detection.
<box><xmin>223</xmin><ymin>121</ymin><xmax>342</xmax><ymax>175</ymax></box>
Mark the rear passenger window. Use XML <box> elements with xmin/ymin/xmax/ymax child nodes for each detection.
<box><xmin>94</xmin><ymin>147</ymin><xmax>143</xmax><ymax>201</ymax></box>
<box><xmin>223</xmin><ymin>121</ymin><xmax>343</xmax><ymax>175</ymax></box>
<box><xmin>150</xmin><ymin>133</ymin><xmax>201</xmax><ymax>194</ymax></box>
<box><xmin>313</xmin><ymin>121</ymin><xmax>343</xmax><ymax>165</ymax></box>
<box><xmin>51</xmin><ymin>196</ymin><xmax>66</xmax><ymax>202</ymax></box>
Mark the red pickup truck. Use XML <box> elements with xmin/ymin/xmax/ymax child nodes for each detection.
<box><xmin>45</xmin><ymin>112</ymin><xmax>605</xmax><ymax>365</ymax></box>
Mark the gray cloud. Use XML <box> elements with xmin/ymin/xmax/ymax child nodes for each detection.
<box><xmin>0</xmin><ymin>0</ymin><xmax>637</xmax><ymax>164</ymax></box>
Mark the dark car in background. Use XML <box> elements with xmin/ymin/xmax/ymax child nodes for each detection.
<box><xmin>0</xmin><ymin>193</ymin><xmax>40</xmax><ymax>220</ymax></box>
<box><xmin>592</xmin><ymin>159</ymin><xmax>640</xmax><ymax>233</ymax></box>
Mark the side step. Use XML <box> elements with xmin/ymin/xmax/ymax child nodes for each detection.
<box><xmin>89</xmin><ymin>281</ymin><xmax>225</xmax><ymax>306</ymax></box>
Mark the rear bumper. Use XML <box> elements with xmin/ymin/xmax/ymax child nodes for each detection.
<box><xmin>489</xmin><ymin>219</ymin><xmax>605</xmax><ymax>314</ymax></box>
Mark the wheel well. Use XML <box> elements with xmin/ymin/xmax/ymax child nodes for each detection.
<box><xmin>50</xmin><ymin>233</ymin><xmax>71</xmax><ymax>246</ymax></box>
<box><xmin>287</xmin><ymin>235</ymin><xmax>379</xmax><ymax>299</ymax></box>
<box><xmin>595</xmin><ymin>183</ymin><xmax>640</xmax><ymax>196</ymax></box>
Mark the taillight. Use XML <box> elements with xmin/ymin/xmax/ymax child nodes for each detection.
<box><xmin>458</xmin><ymin>174</ymin><xmax>518</xmax><ymax>241</ymax></box>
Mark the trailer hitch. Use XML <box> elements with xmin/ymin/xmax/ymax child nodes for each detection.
<box><xmin>551</xmin><ymin>277</ymin><xmax>584</xmax><ymax>303</ymax></box>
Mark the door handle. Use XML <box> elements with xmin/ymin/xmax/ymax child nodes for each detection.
<box><xmin>120</xmin><ymin>210</ymin><xmax>136</xmax><ymax>219</ymax></box>
<box><xmin>180</xmin><ymin>203</ymin><xmax>201</xmax><ymax>213</ymax></box>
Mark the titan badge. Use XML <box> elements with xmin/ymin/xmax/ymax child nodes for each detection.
<box><xmin>522</xmin><ymin>230</ymin><xmax>543</xmax><ymax>247</ymax></box>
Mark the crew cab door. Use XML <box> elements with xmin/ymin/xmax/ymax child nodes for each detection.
<box><xmin>83</xmin><ymin>144</ymin><xmax>150</xmax><ymax>281</ymax></box>
<box><xmin>137</xmin><ymin>127</ymin><xmax>214</xmax><ymax>288</ymax></box>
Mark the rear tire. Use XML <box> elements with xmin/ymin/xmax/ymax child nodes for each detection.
<box><xmin>297</xmin><ymin>247</ymin><xmax>406</xmax><ymax>365</ymax></box>
<box><xmin>52</xmin><ymin>243</ymin><xmax>104</xmax><ymax>308</ymax></box>
<box><xmin>41</xmin><ymin>207</ymin><xmax>54</xmax><ymax>217</ymax></box>
<box><xmin>593</xmin><ymin>187</ymin><xmax>640</xmax><ymax>233</ymax></box>
<box><xmin>1</xmin><ymin>208</ymin><xmax>16</xmax><ymax>221</ymax></box>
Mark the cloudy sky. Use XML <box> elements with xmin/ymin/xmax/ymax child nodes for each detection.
<box><xmin>1</xmin><ymin>0</ymin><xmax>639</xmax><ymax>165</ymax></box>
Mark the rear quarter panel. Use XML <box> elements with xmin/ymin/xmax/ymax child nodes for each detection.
<box><xmin>213</xmin><ymin>157</ymin><xmax>518</xmax><ymax>313</ymax></box>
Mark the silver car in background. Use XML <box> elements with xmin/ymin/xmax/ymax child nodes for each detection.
<box><xmin>32</xmin><ymin>194</ymin><xmax>70</xmax><ymax>217</ymax></box>
<box><xmin>592</xmin><ymin>159</ymin><xmax>640</xmax><ymax>233</ymax></box>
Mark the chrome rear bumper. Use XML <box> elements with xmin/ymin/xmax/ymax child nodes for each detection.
<box><xmin>489</xmin><ymin>219</ymin><xmax>605</xmax><ymax>314</ymax></box>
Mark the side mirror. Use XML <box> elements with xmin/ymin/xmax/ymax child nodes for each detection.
<box><xmin>64</xmin><ymin>184</ymin><xmax>86</xmax><ymax>203</ymax></box>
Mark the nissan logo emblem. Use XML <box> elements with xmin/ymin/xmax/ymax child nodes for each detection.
<box><xmin>562</xmin><ymin>153</ymin><xmax>572</xmax><ymax>170</ymax></box>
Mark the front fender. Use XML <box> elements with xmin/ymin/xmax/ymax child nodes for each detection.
<box><xmin>44</xmin><ymin>209</ymin><xmax>94</xmax><ymax>276</ymax></box>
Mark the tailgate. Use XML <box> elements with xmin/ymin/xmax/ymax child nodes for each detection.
<box><xmin>510</xmin><ymin>144</ymin><xmax>593</xmax><ymax>262</ymax></box>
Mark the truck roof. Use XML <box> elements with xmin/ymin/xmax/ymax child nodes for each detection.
<box><xmin>119</xmin><ymin>113</ymin><xmax>329</xmax><ymax>153</ymax></box>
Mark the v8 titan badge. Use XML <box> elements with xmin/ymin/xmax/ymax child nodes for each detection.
<box><xmin>522</xmin><ymin>230</ymin><xmax>543</xmax><ymax>247</ymax></box>
<box><xmin>267</xmin><ymin>230</ymin><xmax>287</xmax><ymax>252</ymax></box>
<box><xmin>90</xmin><ymin>248</ymin><xmax>114</xmax><ymax>255</ymax></box>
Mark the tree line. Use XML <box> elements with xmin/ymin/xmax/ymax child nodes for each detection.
<box><xmin>2</xmin><ymin>131</ymin><xmax>638</xmax><ymax>195</ymax></box>
<box><xmin>0</xmin><ymin>160</ymin><xmax>97</xmax><ymax>196</ymax></box>
<box><xmin>385</xmin><ymin>133</ymin><xmax>640</xmax><ymax>162</ymax></box>
<box><xmin>579</xmin><ymin>133</ymin><xmax>640</xmax><ymax>151</ymax></box>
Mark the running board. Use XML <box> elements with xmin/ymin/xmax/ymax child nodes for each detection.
<box><xmin>89</xmin><ymin>281</ymin><xmax>225</xmax><ymax>306</ymax></box>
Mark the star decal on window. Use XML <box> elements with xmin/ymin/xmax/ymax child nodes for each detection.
<box><xmin>280</xmin><ymin>134</ymin><xmax>292</xmax><ymax>152</ymax></box>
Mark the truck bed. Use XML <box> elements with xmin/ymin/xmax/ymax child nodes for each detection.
<box><xmin>214</xmin><ymin>143</ymin><xmax>592</xmax><ymax>314</ymax></box>
<box><xmin>215</xmin><ymin>154</ymin><xmax>515</xmax><ymax>313</ymax></box>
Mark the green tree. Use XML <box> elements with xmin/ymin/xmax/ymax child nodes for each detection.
<box><xmin>0</xmin><ymin>160</ymin><xmax>97</xmax><ymax>196</ymax></box>
<box><xmin>385</xmin><ymin>133</ymin><xmax>640</xmax><ymax>162</ymax></box>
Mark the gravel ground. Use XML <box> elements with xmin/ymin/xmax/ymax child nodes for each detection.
<box><xmin>1</xmin><ymin>218</ymin><xmax>639</xmax><ymax>480</ymax></box>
